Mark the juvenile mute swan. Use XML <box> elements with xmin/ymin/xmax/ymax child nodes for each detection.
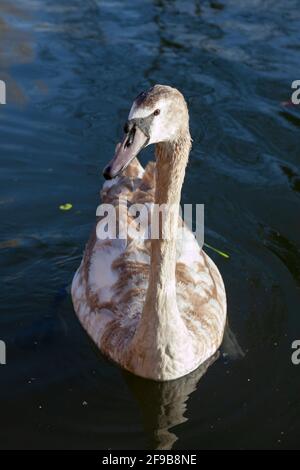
<box><xmin>72</xmin><ymin>85</ymin><xmax>226</xmax><ymax>381</ymax></box>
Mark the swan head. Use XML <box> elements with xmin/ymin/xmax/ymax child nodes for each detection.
<box><xmin>103</xmin><ymin>84</ymin><xmax>189</xmax><ymax>180</ymax></box>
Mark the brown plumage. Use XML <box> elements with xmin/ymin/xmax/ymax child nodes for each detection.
<box><xmin>72</xmin><ymin>85</ymin><xmax>226</xmax><ymax>381</ymax></box>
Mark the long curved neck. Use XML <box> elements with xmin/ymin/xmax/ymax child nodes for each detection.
<box><xmin>128</xmin><ymin>129</ymin><xmax>192</xmax><ymax>379</ymax></box>
<box><xmin>135</xmin><ymin>130</ymin><xmax>190</xmax><ymax>330</ymax></box>
<box><xmin>145</xmin><ymin>134</ymin><xmax>191</xmax><ymax>314</ymax></box>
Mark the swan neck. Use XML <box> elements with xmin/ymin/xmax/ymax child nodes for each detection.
<box><xmin>144</xmin><ymin>132</ymin><xmax>191</xmax><ymax>315</ymax></box>
<box><xmin>127</xmin><ymin>131</ymin><xmax>192</xmax><ymax>378</ymax></box>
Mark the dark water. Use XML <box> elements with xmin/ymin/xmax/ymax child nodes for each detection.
<box><xmin>0</xmin><ymin>0</ymin><xmax>300</xmax><ymax>450</ymax></box>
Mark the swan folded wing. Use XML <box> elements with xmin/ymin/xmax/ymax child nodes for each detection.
<box><xmin>74</xmin><ymin>157</ymin><xmax>225</xmax><ymax>355</ymax></box>
<box><xmin>176</xmin><ymin>240</ymin><xmax>226</xmax><ymax>356</ymax></box>
<box><xmin>72</xmin><ymin>160</ymin><xmax>156</xmax><ymax>348</ymax></box>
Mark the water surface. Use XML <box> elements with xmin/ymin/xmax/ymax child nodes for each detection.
<box><xmin>0</xmin><ymin>0</ymin><xmax>300</xmax><ymax>449</ymax></box>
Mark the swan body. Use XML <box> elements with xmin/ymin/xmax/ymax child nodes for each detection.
<box><xmin>72</xmin><ymin>85</ymin><xmax>226</xmax><ymax>381</ymax></box>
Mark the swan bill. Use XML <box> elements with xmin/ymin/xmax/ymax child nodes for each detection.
<box><xmin>103</xmin><ymin>126</ymin><xmax>148</xmax><ymax>180</ymax></box>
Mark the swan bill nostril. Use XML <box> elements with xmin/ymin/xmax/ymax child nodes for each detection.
<box><xmin>125</xmin><ymin>127</ymin><xmax>136</xmax><ymax>148</ymax></box>
<box><xmin>103</xmin><ymin>165</ymin><xmax>113</xmax><ymax>180</ymax></box>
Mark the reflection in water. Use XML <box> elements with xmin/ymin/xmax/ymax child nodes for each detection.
<box><xmin>123</xmin><ymin>354</ymin><xmax>218</xmax><ymax>449</ymax></box>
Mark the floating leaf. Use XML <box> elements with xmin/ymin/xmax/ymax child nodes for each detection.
<box><xmin>59</xmin><ymin>203</ymin><xmax>73</xmax><ymax>211</ymax></box>
<box><xmin>204</xmin><ymin>242</ymin><xmax>230</xmax><ymax>259</ymax></box>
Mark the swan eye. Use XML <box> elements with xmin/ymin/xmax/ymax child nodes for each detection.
<box><xmin>124</xmin><ymin>122</ymin><xmax>129</xmax><ymax>133</ymax></box>
<box><xmin>154</xmin><ymin>109</ymin><xmax>160</xmax><ymax>116</ymax></box>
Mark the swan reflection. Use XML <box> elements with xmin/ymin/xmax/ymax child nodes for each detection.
<box><xmin>123</xmin><ymin>353</ymin><xmax>218</xmax><ymax>450</ymax></box>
